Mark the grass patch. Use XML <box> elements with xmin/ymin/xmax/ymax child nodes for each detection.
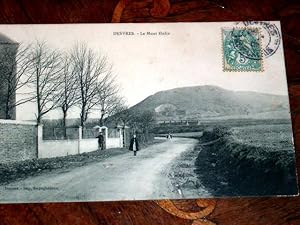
<box><xmin>194</xmin><ymin>126</ymin><xmax>298</xmax><ymax>196</ymax></box>
<box><xmin>0</xmin><ymin>148</ymin><xmax>128</xmax><ymax>185</ymax></box>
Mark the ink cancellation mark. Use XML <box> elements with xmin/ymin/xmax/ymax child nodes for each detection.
<box><xmin>237</xmin><ymin>21</ymin><xmax>281</xmax><ymax>58</ymax></box>
<box><xmin>222</xmin><ymin>27</ymin><xmax>263</xmax><ymax>72</ymax></box>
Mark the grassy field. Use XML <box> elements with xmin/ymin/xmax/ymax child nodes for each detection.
<box><xmin>154</xmin><ymin>118</ymin><xmax>291</xmax><ymax>134</ymax></box>
<box><xmin>157</xmin><ymin>132</ymin><xmax>203</xmax><ymax>138</ymax></box>
<box><xmin>193</xmin><ymin>123</ymin><xmax>298</xmax><ymax>196</ymax></box>
<box><xmin>231</xmin><ymin>124</ymin><xmax>294</xmax><ymax>151</ymax></box>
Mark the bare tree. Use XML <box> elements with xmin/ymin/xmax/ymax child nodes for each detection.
<box><xmin>70</xmin><ymin>44</ymin><xmax>108</xmax><ymax>127</ymax></box>
<box><xmin>131</xmin><ymin>111</ymin><xmax>156</xmax><ymax>133</ymax></box>
<box><xmin>113</xmin><ymin>105</ymin><xmax>133</xmax><ymax>128</ymax></box>
<box><xmin>95</xmin><ymin>71</ymin><xmax>126</xmax><ymax>126</ymax></box>
<box><xmin>57</xmin><ymin>56</ymin><xmax>80</xmax><ymax>138</ymax></box>
<box><xmin>0</xmin><ymin>43</ymin><xmax>34</xmax><ymax>119</ymax></box>
<box><xmin>29</xmin><ymin>42</ymin><xmax>63</xmax><ymax>123</ymax></box>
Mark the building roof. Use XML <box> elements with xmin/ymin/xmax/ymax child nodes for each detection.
<box><xmin>0</xmin><ymin>33</ymin><xmax>18</xmax><ymax>44</ymax></box>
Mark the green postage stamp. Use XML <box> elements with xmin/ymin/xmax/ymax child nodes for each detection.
<box><xmin>222</xmin><ymin>28</ymin><xmax>263</xmax><ymax>72</ymax></box>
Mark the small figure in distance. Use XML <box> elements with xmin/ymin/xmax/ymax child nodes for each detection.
<box><xmin>129</xmin><ymin>134</ymin><xmax>139</xmax><ymax>156</ymax></box>
<box><xmin>167</xmin><ymin>132</ymin><xmax>173</xmax><ymax>139</ymax></box>
<box><xmin>96</xmin><ymin>131</ymin><xmax>104</xmax><ymax>150</ymax></box>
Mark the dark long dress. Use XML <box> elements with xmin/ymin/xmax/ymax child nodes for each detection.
<box><xmin>129</xmin><ymin>137</ymin><xmax>139</xmax><ymax>151</ymax></box>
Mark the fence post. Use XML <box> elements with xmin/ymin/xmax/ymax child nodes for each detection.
<box><xmin>36</xmin><ymin>124</ymin><xmax>43</xmax><ymax>158</ymax></box>
<box><xmin>78</xmin><ymin>126</ymin><xmax>82</xmax><ymax>154</ymax></box>
<box><xmin>101</xmin><ymin>126</ymin><xmax>108</xmax><ymax>149</ymax></box>
<box><xmin>104</xmin><ymin>127</ymin><xmax>108</xmax><ymax>141</ymax></box>
<box><xmin>119</xmin><ymin>128</ymin><xmax>123</xmax><ymax>148</ymax></box>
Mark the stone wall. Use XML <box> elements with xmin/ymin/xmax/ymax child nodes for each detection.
<box><xmin>38</xmin><ymin>125</ymin><xmax>123</xmax><ymax>159</ymax></box>
<box><xmin>0</xmin><ymin>120</ymin><xmax>37</xmax><ymax>163</ymax></box>
<box><xmin>39</xmin><ymin>139</ymin><xmax>79</xmax><ymax>158</ymax></box>
<box><xmin>0</xmin><ymin>121</ymin><xmax>124</xmax><ymax>163</ymax></box>
<box><xmin>0</xmin><ymin>41</ymin><xmax>18</xmax><ymax>120</ymax></box>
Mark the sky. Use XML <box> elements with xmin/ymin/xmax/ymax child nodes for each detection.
<box><xmin>0</xmin><ymin>22</ymin><xmax>288</xmax><ymax>121</ymax></box>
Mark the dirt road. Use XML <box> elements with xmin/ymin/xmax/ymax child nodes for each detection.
<box><xmin>0</xmin><ymin>138</ymin><xmax>199</xmax><ymax>203</ymax></box>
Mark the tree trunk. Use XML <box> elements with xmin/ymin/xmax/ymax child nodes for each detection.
<box><xmin>36</xmin><ymin>67</ymin><xmax>41</xmax><ymax>124</ymax></box>
<box><xmin>37</xmin><ymin>114</ymin><xmax>41</xmax><ymax>124</ymax></box>
<box><xmin>80</xmin><ymin>115</ymin><xmax>84</xmax><ymax>128</ymax></box>
<box><xmin>80</xmin><ymin>105</ymin><xmax>85</xmax><ymax>128</ymax></box>
<box><xmin>5</xmin><ymin>82</ymin><xmax>12</xmax><ymax>119</ymax></box>
<box><xmin>63</xmin><ymin>109</ymin><xmax>67</xmax><ymax>139</ymax></box>
<box><xmin>99</xmin><ymin>114</ymin><xmax>104</xmax><ymax>126</ymax></box>
<box><xmin>5</xmin><ymin>97</ymin><xmax>11</xmax><ymax>119</ymax></box>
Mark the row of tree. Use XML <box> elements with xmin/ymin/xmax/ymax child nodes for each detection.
<box><xmin>0</xmin><ymin>41</ymin><xmax>126</xmax><ymax>134</ymax></box>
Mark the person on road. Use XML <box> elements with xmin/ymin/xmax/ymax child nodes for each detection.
<box><xmin>129</xmin><ymin>134</ymin><xmax>139</xmax><ymax>156</ymax></box>
<box><xmin>97</xmin><ymin>132</ymin><xmax>105</xmax><ymax>150</ymax></box>
<box><xmin>166</xmin><ymin>132</ymin><xmax>173</xmax><ymax>139</ymax></box>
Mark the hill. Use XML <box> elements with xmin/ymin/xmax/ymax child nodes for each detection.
<box><xmin>129</xmin><ymin>85</ymin><xmax>290</xmax><ymax>121</ymax></box>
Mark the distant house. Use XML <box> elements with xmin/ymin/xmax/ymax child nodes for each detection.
<box><xmin>0</xmin><ymin>33</ymin><xmax>18</xmax><ymax>120</ymax></box>
<box><xmin>176</xmin><ymin>109</ymin><xmax>186</xmax><ymax>116</ymax></box>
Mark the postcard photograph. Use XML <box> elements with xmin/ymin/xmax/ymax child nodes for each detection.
<box><xmin>0</xmin><ymin>22</ymin><xmax>298</xmax><ymax>203</ymax></box>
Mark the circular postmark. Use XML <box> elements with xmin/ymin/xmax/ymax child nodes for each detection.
<box><xmin>236</xmin><ymin>21</ymin><xmax>281</xmax><ymax>58</ymax></box>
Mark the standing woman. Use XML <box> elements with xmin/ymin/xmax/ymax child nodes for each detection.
<box><xmin>129</xmin><ymin>134</ymin><xmax>139</xmax><ymax>156</ymax></box>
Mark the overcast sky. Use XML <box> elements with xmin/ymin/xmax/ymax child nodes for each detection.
<box><xmin>0</xmin><ymin>22</ymin><xmax>288</xmax><ymax>121</ymax></box>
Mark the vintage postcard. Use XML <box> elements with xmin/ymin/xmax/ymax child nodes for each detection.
<box><xmin>0</xmin><ymin>22</ymin><xmax>298</xmax><ymax>203</ymax></box>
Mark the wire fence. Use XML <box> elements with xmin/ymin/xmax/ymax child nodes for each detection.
<box><xmin>43</xmin><ymin>127</ymin><xmax>80</xmax><ymax>140</ymax></box>
<box><xmin>82</xmin><ymin>128</ymin><xmax>96</xmax><ymax>139</ymax></box>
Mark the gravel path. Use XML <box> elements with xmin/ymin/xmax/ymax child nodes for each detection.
<box><xmin>0</xmin><ymin>138</ymin><xmax>198</xmax><ymax>203</ymax></box>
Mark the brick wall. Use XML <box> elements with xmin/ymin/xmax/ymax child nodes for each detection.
<box><xmin>0</xmin><ymin>120</ymin><xmax>37</xmax><ymax>163</ymax></box>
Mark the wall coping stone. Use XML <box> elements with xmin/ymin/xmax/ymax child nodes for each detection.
<box><xmin>0</xmin><ymin>119</ymin><xmax>37</xmax><ymax>125</ymax></box>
